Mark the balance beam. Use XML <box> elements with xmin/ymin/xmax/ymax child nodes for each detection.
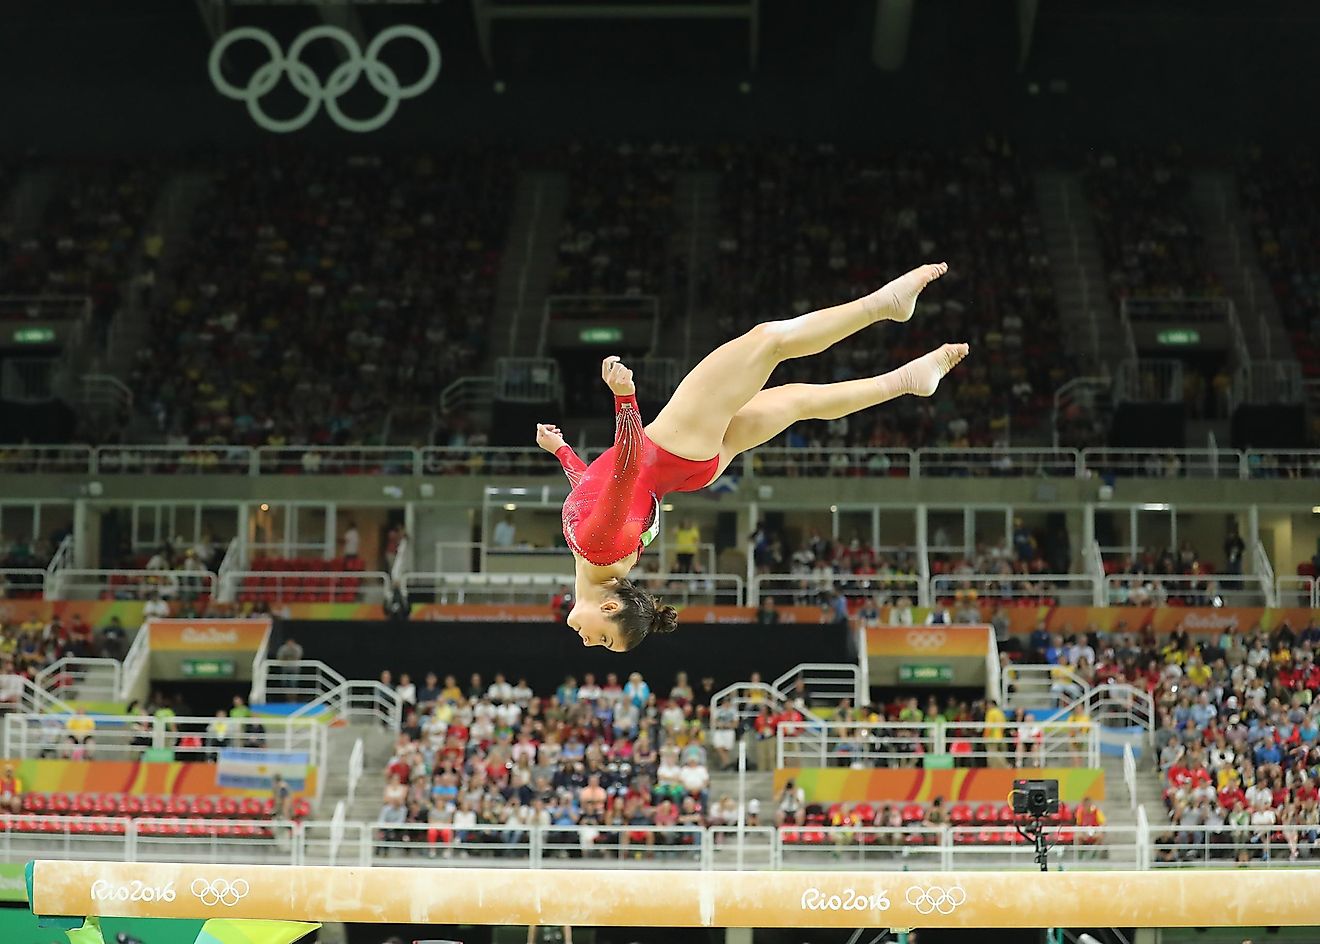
<box><xmin>28</xmin><ymin>861</ymin><xmax>1320</xmax><ymax>928</ymax></box>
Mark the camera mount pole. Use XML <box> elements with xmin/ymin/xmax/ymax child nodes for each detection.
<box><xmin>1014</xmin><ymin>814</ymin><xmax>1052</xmax><ymax>872</ymax></box>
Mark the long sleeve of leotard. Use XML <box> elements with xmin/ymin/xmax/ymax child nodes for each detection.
<box><xmin>573</xmin><ymin>393</ymin><xmax>646</xmax><ymax>555</ymax></box>
<box><xmin>554</xmin><ymin>444</ymin><xmax>588</xmax><ymax>490</ymax></box>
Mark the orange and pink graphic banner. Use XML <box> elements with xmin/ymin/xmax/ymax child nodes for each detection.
<box><xmin>865</xmin><ymin>625</ymin><xmax>992</xmax><ymax>658</ymax></box>
<box><xmin>1</xmin><ymin>758</ymin><xmax>315</xmax><ymax>799</ymax></box>
<box><xmin>775</xmin><ymin>767</ymin><xmax>1104</xmax><ymax>804</ymax></box>
<box><xmin>147</xmin><ymin>618</ymin><xmax>271</xmax><ymax>652</ymax></box>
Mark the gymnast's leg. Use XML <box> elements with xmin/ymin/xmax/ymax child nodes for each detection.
<box><xmin>711</xmin><ymin>343</ymin><xmax>970</xmax><ymax>477</ymax></box>
<box><xmin>646</xmin><ymin>263</ymin><xmax>948</xmax><ymax>460</ymax></box>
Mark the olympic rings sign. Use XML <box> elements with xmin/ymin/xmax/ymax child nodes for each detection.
<box><xmin>190</xmin><ymin>878</ymin><xmax>250</xmax><ymax>907</ymax></box>
<box><xmin>209</xmin><ymin>25</ymin><xmax>441</xmax><ymax>133</ymax></box>
<box><xmin>905</xmin><ymin>630</ymin><xmax>947</xmax><ymax>649</ymax></box>
<box><xmin>905</xmin><ymin>884</ymin><xmax>967</xmax><ymax>916</ymax></box>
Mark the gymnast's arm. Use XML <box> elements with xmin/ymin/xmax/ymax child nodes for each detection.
<box><xmin>573</xmin><ymin>359</ymin><xmax>644</xmax><ymax>552</ymax></box>
<box><xmin>536</xmin><ymin>423</ymin><xmax>586</xmax><ymax>489</ymax></box>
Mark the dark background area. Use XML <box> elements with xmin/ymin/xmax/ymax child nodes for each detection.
<box><xmin>3</xmin><ymin>0</ymin><xmax>1320</xmax><ymax>152</ymax></box>
<box><xmin>274</xmin><ymin>619</ymin><xmax>854</xmax><ymax>695</ymax></box>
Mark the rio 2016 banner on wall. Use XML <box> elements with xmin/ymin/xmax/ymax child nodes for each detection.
<box><xmin>774</xmin><ymin>767</ymin><xmax>1105</xmax><ymax>804</ymax></box>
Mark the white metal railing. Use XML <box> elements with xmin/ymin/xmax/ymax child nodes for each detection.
<box><xmin>776</xmin><ymin>721</ymin><xmax>1098</xmax><ymax>769</ymax></box>
<box><xmin>1148</xmin><ymin>823</ymin><xmax>1320</xmax><ymax>868</ymax></box>
<box><xmin>930</xmin><ymin>573</ymin><xmax>1099</xmax><ymax>606</ymax></box>
<box><xmin>1276</xmin><ymin>575</ymin><xmax>1318</xmax><ymax>608</ymax></box>
<box><xmin>1083</xmin><ymin>540</ymin><xmax>1107</xmax><ymax>606</ymax></box>
<box><xmin>1252</xmin><ymin>539</ymin><xmax>1278</xmax><ymax>607</ymax></box>
<box><xmin>34</xmin><ymin>657</ymin><xmax>122</xmax><ymax>704</ymax></box>
<box><xmin>51</xmin><ymin>569</ymin><xmax>216</xmax><ymax>601</ymax></box>
<box><xmin>0</xmin><ymin>567</ymin><xmax>45</xmax><ymax>597</ymax></box>
<box><xmin>0</xmin><ymin>674</ymin><xmax>72</xmax><ymax>716</ymax></box>
<box><xmin>329</xmin><ymin>802</ymin><xmax>347</xmax><ymax>865</ymax></box>
<box><xmin>1122</xmin><ymin>742</ymin><xmax>1137</xmax><ymax>811</ymax></box>
<box><xmin>403</xmin><ymin>571</ymin><xmax>744</xmax><ymax>606</ymax></box>
<box><xmin>220</xmin><ymin>570</ymin><xmax>392</xmax><ymax>604</ymax></box>
<box><xmin>346</xmin><ymin>738</ymin><xmax>365</xmax><ymax>805</ymax></box>
<box><xmin>119</xmin><ymin>626</ymin><xmax>150</xmax><ymax>701</ymax></box>
<box><xmin>771</xmin><ymin>664</ymin><xmax>864</xmax><ymax>713</ymax></box>
<box><xmin>752</xmin><ymin>572</ymin><xmax>920</xmax><ymax>608</ymax></box>
<box><xmin>2</xmin><ymin>817</ymin><xmax>1305</xmax><ymax>871</ymax></box>
<box><xmin>249</xmin><ymin>622</ymin><xmax>272</xmax><ymax>705</ymax></box>
<box><xmin>45</xmin><ymin>534</ymin><xmax>74</xmax><ymax>596</ymax></box>
<box><xmin>1080</xmin><ymin>447</ymin><xmax>1241</xmax><ymax>479</ymax></box>
<box><xmin>214</xmin><ymin>537</ymin><xmax>241</xmax><ymax>602</ymax></box>
<box><xmin>1001</xmin><ymin>665</ymin><xmax>1155</xmax><ymax>734</ymax></box>
<box><xmin>436</xmin><ymin>540</ymin><xmax>721</xmax><ymax>582</ymax></box>
<box><xmin>1</xmin><ymin>713</ymin><xmax>328</xmax><ymax>768</ymax></box>
<box><xmin>1104</xmin><ymin>573</ymin><xmax>1267</xmax><ymax>607</ymax></box>
<box><xmin>93</xmin><ymin>445</ymin><xmax>252</xmax><ymax>475</ymax></box>
<box><xmin>257</xmin><ymin>660</ymin><xmax>346</xmax><ymax>707</ymax></box>
<box><xmin>0</xmin><ymin>442</ymin><xmax>1318</xmax><ymax>479</ymax></box>
<box><xmin>289</xmin><ymin>679</ymin><xmax>402</xmax><ymax>731</ymax></box>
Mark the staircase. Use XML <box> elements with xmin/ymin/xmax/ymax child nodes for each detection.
<box><xmin>319</xmin><ymin>721</ymin><xmax>396</xmax><ymax>823</ymax></box>
<box><xmin>103</xmin><ymin>171</ymin><xmax>213</xmax><ymax>381</ymax></box>
<box><xmin>1188</xmin><ymin>171</ymin><xmax>1290</xmax><ymax>360</ymax></box>
<box><xmin>1035</xmin><ymin>171</ymin><xmax>1127</xmax><ymax>369</ymax></box>
<box><xmin>666</xmin><ymin>170</ymin><xmax>721</xmax><ymax>368</ymax></box>
<box><xmin>490</xmin><ymin>171</ymin><xmax>569</xmax><ymax>360</ymax></box>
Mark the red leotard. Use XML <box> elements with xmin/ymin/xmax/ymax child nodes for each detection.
<box><xmin>556</xmin><ymin>393</ymin><xmax>719</xmax><ymax>566</ymax></box>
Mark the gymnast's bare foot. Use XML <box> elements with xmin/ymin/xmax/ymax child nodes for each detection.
<box><xmin>878</xmin><ymin>262</ymin><xmax>948</xmax><ymax>323</ymax></box>
<box><xmin>897</xmin><ymin>342</ymin><xmax>969</xmax><ymax>397</ymax></box>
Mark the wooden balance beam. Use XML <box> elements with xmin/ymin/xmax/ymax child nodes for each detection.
<box><xmin>27</xmin><ymin>861</ymin><xmax>1320</xmax><ymax>928</ymax></box>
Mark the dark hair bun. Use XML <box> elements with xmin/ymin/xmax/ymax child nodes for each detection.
<box><xmin>652</xmin><ymin>604</ymin><xmax>679</xmax><ymax>635</ymax></box>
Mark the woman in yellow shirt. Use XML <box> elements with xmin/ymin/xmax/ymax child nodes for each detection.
<box><xmin>672</xmin><ymin>519</ymin><xmax>701</xmax><ymax>573</ymax></box>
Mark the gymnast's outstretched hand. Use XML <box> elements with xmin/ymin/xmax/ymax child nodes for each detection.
<box><xmin>535</xmin><ymin>423</ymin><xmax>567</xmax><ymax>454</ymax></box>
<box><xmin>601</xmin><ymin>355</ymin><xmax>635</xmax><ymax>396</ymax></box>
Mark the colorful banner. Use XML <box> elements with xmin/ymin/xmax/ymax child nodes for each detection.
<box><xmin>865</xmin><ymin>625</ymin><xmax>992</xmax><ymax>658</ymax></box>
<box><xmin>148</xmin><ymin>619</ymin><xmax>271</xmax><ymax>652</ymax></box>
<box><xmin>998</xmin><ymin>606</ymin><xmax>1320</xmax><ymax>637</ymax></box>
<box><xmin>774</xmin><ymin>767</ymin><xmax>1104</xmax><ymax>804</ymax></box>
<box><xmin>0</xmin><ymin>759</ymin><xmax>316</xmax><ymax>799</ymax></box>
<box><xmin>0</xmin><ymin>862</ymin><xmax>25</xmax><ymax>903</ymax></box>
<box><xmin>216</xmin><ymin>750</ymin><xmax>309</xmax><ymax>791</ymax></box>
<box><xmin>0</xmin><ymin>600</ymin><xmax>145</xmax><ymax>628</ymax></box>
<box><xmin>272</xmin><ymin>602</ymin><xmax>381</xmax><ymax>621</ymax></box>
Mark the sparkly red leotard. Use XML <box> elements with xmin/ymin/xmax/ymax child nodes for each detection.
<box><xmin>556</xmin><ymin>393</ymin><xmax>719</xmax><ymax>567</ymax></box>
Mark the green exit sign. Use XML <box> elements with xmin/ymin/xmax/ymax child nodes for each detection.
<box><xmin>579</xmin><ymin>327</ymin><xmax>623</xmax><ymax>344</ymax></box>
<box><xmin>12</xmin><ymin>327</ymin><xmax>56</xmax><ymax>344</ymax></box>
<box><xmin>1156</xmin><ymin>329</ymin><xmax>1200</xmax><ymax>345</ymax></box>
<box><xmin>181</xmin><ymin>658</ymin><xmax>236</xmax><ymax>679</ymax></box>
<box><xmin>899</xmin><ymin>664</ymin><xmax>952</xmax><ymax>684</ymax></box>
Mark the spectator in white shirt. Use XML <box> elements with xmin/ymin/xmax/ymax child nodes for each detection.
<box><xmin>576</xmin><ymin>673</ymin><xmax>603</xmax><ymax>704</ymax></box>
<box><xmin>143</xmin><ymin>592</ymin><xmax>170</xmax><ymax>620</ymax></box>
<box><xmin>492</xmin><ymin>514</ymin><xmax>517</xmax><ymax>549</ymax></box>
<box><xmin>511</xmin><ymin>677</ymin><xmax>533</xmax><ymax>706</ymax></box>
<box><xmin>396</xmin><ymin>673</ymin><xmax>416</xmax><ymax>707</ymax></box>
<box><xmin>678</xmin><ymin>756</ymin><xmax>710</xmax><ymax>804</ymax></box>
<box><xmin>472</xmin><ymin>698</ymin><xmax>496</xmax><ymax>722</ymax></box>
<box><xmin>342</xmin><ymin>521</ymin><xmax>360</xmax><ymax>560</ymax></box>
<box><xmin>495</xmin><ymin>700</ymin><xmax>521</xmax><ymax>729</ymax></box>
<box><xmin>487</xmin><ymin>674</ymin><xmax>514</xmax><ymax>704</ymax></box>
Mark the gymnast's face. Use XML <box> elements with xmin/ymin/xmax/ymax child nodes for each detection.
<box><xmin>567</xmin><ymin>598</ymin><xmax>624</xmax><ymax>652</ymax></box>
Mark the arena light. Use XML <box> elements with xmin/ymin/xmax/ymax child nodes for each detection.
<box><xmin>1139</xmin><ymin>503</ymin><xmax>1170</xmax><ymax>511</ymax></box>
<box><xmin>504</xmin><ymin>503</ymin><xmax>517</xmax><ymax>511</ymax></box>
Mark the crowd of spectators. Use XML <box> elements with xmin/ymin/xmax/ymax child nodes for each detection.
<box><xmin>374</xmin><ymin>668</ymin><xmax>742</xmax><ymax>858</ymax></box>
<box><xmin>552</xmin><ymin>141</ymin><xmax>693</xmax><ymax>300</ymax></box>
<box><xmin>706</xmin><ymin>138</ymin><xmax>1064</xmax><ymax>447</ymax></box>
<box><xmin>131</xmin><ymin>148</ymin><xmax>512</xmax><ymax>448</ymax></box>
<box><xmin>1010</xmin><ymin>611</ymin><xmax>1320</xmax><ymax>862</ymax></box>
<box><xmin>1082</xmin><ymin>147</ymin><xmax>1219</xmax><ymax>301</ymax></box>
<box><xmin>0</xmin><ymin>161</ymin><xmax>155</xmax><ymax>328</ymax></box>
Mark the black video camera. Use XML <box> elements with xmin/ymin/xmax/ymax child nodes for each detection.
<box><xmin>1011</xmin><ymin>778</ymin><xmax>1059</xmax><ymax>818</ymax></box>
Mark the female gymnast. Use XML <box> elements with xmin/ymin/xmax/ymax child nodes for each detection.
<box><xmin>534</xmin><ymin>263</ymin><xmax>967</xmax><ymax>652</ymax></box>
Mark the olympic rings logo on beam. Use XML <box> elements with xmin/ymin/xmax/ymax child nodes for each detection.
<box><xmin>208</xmin><ymin>25</ymin><xmax>441</xmax><ymax>133</ymax></box>
<box><xmin>190</xmin><ymin>878</ymin><xmax>250</xmax><ymax>907</ymax></box>
<box><xmin>905</xmin><ymin>884</ymin><xmax>966</xmax><ymax>916</ymax></box>
<box><xmin>905</xmin><ymin>630</ymin><xmax>947</xmax><ymax>649</ymax></box>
